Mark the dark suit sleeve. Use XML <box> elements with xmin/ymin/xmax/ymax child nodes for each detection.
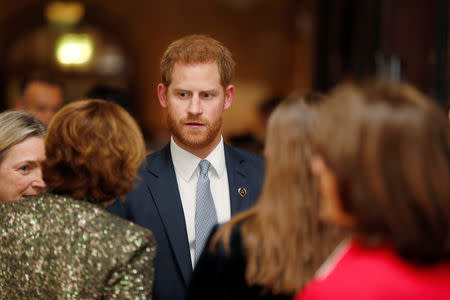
<box><xmin>106</xmin><ymin>197</ymin><xmax>129</xmax><ymax>219</ymax></box>
<box><xmin>188</xmin><ymin>224</ymin><xmax>251</xmax><ymax>300</ymax></box>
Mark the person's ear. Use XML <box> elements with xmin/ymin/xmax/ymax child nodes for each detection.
<box><xmin>310</xmin><ymin>155</ymin><xmax>355</xmax><ymax>227</ymax></box>
<box><xmin>310</xmin><ymin>155</ymin><xmax>326</xmax><ymax>175</ymax></box>
<box><xmin>157</xmin><ymin>83</ymin><xmax>168</xmax><ymax>108</ymax></box>
<box><xmin>223</xmin><ymin>85</ymin><xmax>234</xmax><ymax>110</ymax></box>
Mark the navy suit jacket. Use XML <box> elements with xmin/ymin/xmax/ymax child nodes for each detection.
<box><xmin>107</xmin><ymin>143</ymin><xmax>264</xmax><ymax>300</ymax></box>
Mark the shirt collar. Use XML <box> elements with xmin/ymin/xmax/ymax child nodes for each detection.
<box><xmin>170</xmin><ymin>137</ymin><xmax>226</xmax><ymax>182</ymax></box>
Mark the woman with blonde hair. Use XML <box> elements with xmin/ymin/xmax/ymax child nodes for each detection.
<box><xmin>188</xmin><ymin>94</ymin><xmax>343</xmax><ymax>299</ymax></box>
<box><xmin>0</xmin><ymin>100</ymin><xmax>156</xmax><ymax>299</ymax></box>
<box><xmin>0</xmin><ymin>111</ymin><xmax>46</xmax><ymax>202</ymax></box>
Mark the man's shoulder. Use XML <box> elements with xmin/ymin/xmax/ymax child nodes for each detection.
<box><xmin>125</xmin><ymin>144</ymin><xmax>174</xmax><ymax>201</ymax></box>
<box><xmin>142</xmin><ymin>143</ymin><xmax>264</xmax><ymax>173</ymax></box>
<box><xmin>137</xmin><ymin>144</ymin><xmax>172</xmax><ymax>176</ymax></box>
<box><xmin>145</xmin><ymin>144</ymin><xmax>171</xmax><ymax>164</ymax></box>
<box><xmin>224</xmin><ymin>143</ymin><xmax>264</xmax><ymax>167</ymax></box>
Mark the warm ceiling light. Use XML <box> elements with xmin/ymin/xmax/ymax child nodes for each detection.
<box><xmin>55</xmin><ymin>34</ymin><xmax>93</xmax><ymax>65</ymax></box>
<box><xmin>45</xmin><ymin>1</ymin><xmax>85</xmax><ymax>25</ymax></box>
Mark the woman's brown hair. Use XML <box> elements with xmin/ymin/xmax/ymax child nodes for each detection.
<box><xmin>213</xmin><ymin>94</ymin><xmax>343</xmax><ymax>295</ymax></box>
<box><xmin>314</xmin><ymin>80</ymin><xmax>450</xmax><ymax>264</ymax></box>
<box><xmin>43</xmin><ymin>99</ymin><xmax>146</xmax><ymax>204</ymax></box>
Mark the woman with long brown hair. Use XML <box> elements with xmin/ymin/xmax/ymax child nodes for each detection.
<box><xmin>188</xmin><ymin>94</ymin><xmax>343</xmax><ymax>299</ymax></box>
<box><xmin>296</xmin><ymin>81</ymin><xmax>450</xmax><ymax>299</ymax></box>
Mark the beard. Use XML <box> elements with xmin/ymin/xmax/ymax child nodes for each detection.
<box><xmin>167</xmin><ymin>113</ymin><xmax>222</xmax><ymax>151</ymax></box>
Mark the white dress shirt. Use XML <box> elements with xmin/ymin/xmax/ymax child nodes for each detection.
<box><xmin>170</xmin><ymin>137</ymin><xmax>231</xmax><ymax>268</ymax></box>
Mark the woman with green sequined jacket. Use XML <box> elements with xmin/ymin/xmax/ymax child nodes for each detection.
<box><xmin>0</xmin><ymin>99</ymin><xmax>156</xmax><ymax>299</ymax></box>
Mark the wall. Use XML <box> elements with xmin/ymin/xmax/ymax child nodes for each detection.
<box><xmin>0</xmin><ymin>0</ymin><xmax>317</xmax><ymax>145</ymax></box>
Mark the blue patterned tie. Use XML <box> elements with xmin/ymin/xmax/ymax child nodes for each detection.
<box><xmin>195</xmin><ymin>159</ymin><xmax>218</xmax><ymax>263</ymax></box>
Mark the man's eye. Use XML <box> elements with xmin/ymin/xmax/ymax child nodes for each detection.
<box><xmin>19</xmin><ymin>165</ymin><xmax>30</xmax><ymax>172</ymax></box>
<box><xmin>201</xmin><ymin>93</ymin><xmax>211</xmax><ymax>99</ymax></box>
<box><xmin>178</xmin><ymin>92</ymin><xmax>188</xmax><ymax>98</ymax></box>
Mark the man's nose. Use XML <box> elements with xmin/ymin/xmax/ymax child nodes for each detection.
<box><xmin>187</xmin><ymin>96</ymin><xmax>202</xmax><ymax>115</ymax></box>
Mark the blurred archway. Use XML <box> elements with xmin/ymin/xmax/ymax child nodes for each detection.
<box><xmin>0</xmin><ymin>1</ymin><xmax>137</xmax><ymax>112</ymax></box>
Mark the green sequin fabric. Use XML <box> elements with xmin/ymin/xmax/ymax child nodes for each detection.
<box><xmin>0</xmin><ymin>191</ymin><xmax>156</xmax><ymax>299</ymax></box>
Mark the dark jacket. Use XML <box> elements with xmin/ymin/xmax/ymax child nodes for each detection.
<box><xmin>188</xmin><ymin>223</ymin><xmax>293</xmax><ymax>299</ymax></box>
<box><xmin>107</xmin><ymin>143</ymin><xmax>265</xmax><ymax>300</ymax></box>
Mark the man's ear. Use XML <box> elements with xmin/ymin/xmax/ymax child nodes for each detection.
<box><xmin>223</xmin><ymin>85</ymin><xmax>234</xmax><ymax>110</ymax></box>
<box><xmin>157</xmin><ymin>83</ymin><xmax>168</xmax><ymax>108</ymax></box>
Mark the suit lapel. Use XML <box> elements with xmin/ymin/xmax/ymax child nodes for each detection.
<box><xmin>225</xmin><ymin>144</ymin><xmax>254</xmax><ymax>214</ymax></box>
<box><xmin>146</xmin><ymin>145</ymin><xmax>192</xmax><ymax>286</ymax></box>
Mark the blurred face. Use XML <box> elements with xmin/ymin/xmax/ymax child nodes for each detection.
<box><xmin>158</xmin><ymin>62</ymin><xmax>234</xmax><ymax>158</ymax></box>
<box><xmin>23</xmin><ymin>81</ymin><xmax>63</xmax><ymax>126</ymax></box>
<box><xmin>0</xmin><ymin>136</ymin><xmax>46</xmax><ymax>202</ymax></box>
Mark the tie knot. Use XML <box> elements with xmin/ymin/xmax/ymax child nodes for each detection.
<box><xmin>199</xmin><ymin>160</ymin><xmax>211</xmax><ymax>176</ymax></box>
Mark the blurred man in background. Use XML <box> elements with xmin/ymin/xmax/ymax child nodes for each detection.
<box><xmin>16</xmin><ymin>76</ymin><xmax>64</xmax><ymax>126</ymax></box>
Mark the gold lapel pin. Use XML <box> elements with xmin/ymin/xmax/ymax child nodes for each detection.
<box><xmin>238</xmin><ymin>187</ymin><xmax>247</xmax><ymax>197</ymax></box>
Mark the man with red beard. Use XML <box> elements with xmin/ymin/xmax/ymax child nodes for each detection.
<box><xmin>108</xmin><ymin>35</ymin><xmax>264</xmax><ymax>300</ymax></box>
